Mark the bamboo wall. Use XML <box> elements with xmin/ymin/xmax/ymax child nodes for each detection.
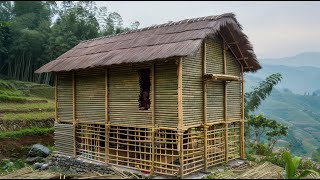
<box><xmin>205</xmin><ymin>38</ymin><xmax>225</xmax><ymax>124</ymax></box>
<box><xmin>57</xmin><ymin>72</ymin><xmax>73</xmax><ymax>123</ymax></box>
<box><xmin>182</xmin><ymin>50</ymin><xmax>203</xmax><ymax>128</ymax></box>
<box><xmin>109</xmin><ymin>64</ymin><xmax>152</xmax><ymax>127</ymax></box>
<box><xmin>154</xmin><ymin>61</ymin><xmax>178</xmax><ymax>128</ymax></box>
<box><xmin>76</xmin><ymin>69</ymin><xmax>105</xmax><ymax>124</ymax></box>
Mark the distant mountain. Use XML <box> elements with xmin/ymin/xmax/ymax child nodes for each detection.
<box><xmin>260</xmin><ymin>52</ymin><xmax>320</xmax><ymax>68</ymax></box>
<box><xmin>247</xmin><ymin>64</ymin><xmax>320</xmax><ymax>95</ymax></box>
<box><xmin>244</xmin><ymin>52</ymin><xmax>320</xmax><ymax>157</ymax></box>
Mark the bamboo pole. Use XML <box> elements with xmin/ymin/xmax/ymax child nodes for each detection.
<box><xmin>72</xmin><ymin>71</ymin><xmax>76</xmax><ymax>157</ymax></box>
<box><xmin>151</xmin><ymin>63</ymin><xmax>155</xmax><ymax>176</ymax></box>
<box><xmin>55</xmin><ymin>73</ymin><xmax>58</xmax><ymax>123</ymax></box>
<box><xmin>177</xmin><ymin>57</ymin><xmax>183</xmax><ymax>178</ymax></box>
<box><xmin>202</xmin><ymin>41</ymin><xmax>208</xmax><ymax>171</ymax></box>
<box><xmin>105</xmin><ymin>69</ymin><xmax>110</xmax><ymax>164</ymax></box>
<box><xmin>240</xmin><ymin>65</ymin><xmax>245</xmax><ymax>159</ymax></box>
<box><xmin>178</xmin><ymin>57</ymin><xmax>183</xmax><ymax>130</ymax></box>
<box><xmin>223</xmin><ymin>42</ymin><xmax>228</xmax><ymax>162</ymax></box>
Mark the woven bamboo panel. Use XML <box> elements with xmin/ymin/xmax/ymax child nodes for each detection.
<box><xmin>228</xmin><ymin>122</ymin><xmax>241</xmax><ymax>160</ymax></box>
<box><xmin>207</xmin><ymin>123</ymin><xmax>225</xmax><ymax>168</ymax></box>
<box><xmin>182</xmin><ymin>50</ymin><xmax>203</xmax><ymax>127</ymax></box>
<box><xmin>154</xmin><ymin>61</ymin><xmax>178</xmax><ymax>128</ymax></box>
<box><xmin>57</xmin><ymin>72</ymin><xmax>73</xmax><ymax>123</ymax></box>
<box><xmin>206</xmin><ymin>37</ymin><xmax>224</xmax><ymax>74</ymax></box>
<box><xmin>207</xmin><ymin>82</ymin><xmax>224</xmax><ymax>123</ymax></box>
<box><xmin>109</xmin><ymin>64</ymin><xmax>152</xmax><ymax>127</ymax></box>
<box><xmin>76</xmin><ymin>69</ymin><xmax>105</xmax><ymax>124</ymax></box>
<box><xmin>227</xmin><ymin>81</ymin><xmax>241</xmax><ymax>121</ymax></box>
<box><xmin>226</xmin><ymin>50</ymin><xmax>241</xmax><ymax>76</ymax></box>
<box><xmin>54</xmin><ymin>123</ymin><xmax>74</xmax><ymax>156</ymax></box>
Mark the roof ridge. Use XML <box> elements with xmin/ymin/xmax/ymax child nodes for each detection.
<box><xmin>81</xmin><ymin>13</ymin><xmax>236</xmax><ymax>43</ymax></box>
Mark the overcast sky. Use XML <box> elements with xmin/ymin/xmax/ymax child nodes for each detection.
<box><xmin>93</xmin><ymin>1</ymin><xmax>320</xmax><ymax>59</ymax></box>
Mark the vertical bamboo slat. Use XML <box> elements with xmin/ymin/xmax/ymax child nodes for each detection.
<box><xmin>177</xmin><ymin>57</ymin><xmax>183</xmax><ymax>178</ymax></box>
<box><xmin>241</xmin><ymin>65</ymin><xmax>245</xmax><ymax>159</ymax></box>
<box><xmin>203</xmin><ymin>41</ymin><xmax>208</xmax><ymax>171</ymax></box>
<box><xmin>72</xmin><ymin>71</ymin><xmax>76</xmax><ymax>157</ymax></box>
<box><xmin>178</xmin><ymin>57</ymin><xmax>183</xmax><ymax>129</ymax></box>
<box><xmin>223</xmin><ymin>42</ymin><xmax>228</xmax><ymax>161</ymax></box>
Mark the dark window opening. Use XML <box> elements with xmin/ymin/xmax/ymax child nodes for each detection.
<box><xmin>138</xmin><ymin>69</ymin><xmax>151</xmax><ymax>110</ymax></box>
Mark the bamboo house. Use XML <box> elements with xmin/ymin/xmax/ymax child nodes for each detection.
<box><xmin>36</xmin><ymin>13</ymin><xmax>261</xmax><ymax>177</ymax></box>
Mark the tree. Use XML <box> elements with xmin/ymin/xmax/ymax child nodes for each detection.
<box><xmin>0</xmin><ymin>1</ymin><xmax>140</xmax><ymax>85</ymax></box>
<box><xmin>247</xmin><ymin>114</ymin><xmax>288</xmax><ymax>152</ymax></box>
<box><xmin>244</xmin><ymin>73</ymin><xmax>282</xmax><ymax>118</ymax></box>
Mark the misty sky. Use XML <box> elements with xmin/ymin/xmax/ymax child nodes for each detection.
<box><xmin>94</xmin><ymin>1</ymin><xmax>320</xmax><ymax>59</ymax></box>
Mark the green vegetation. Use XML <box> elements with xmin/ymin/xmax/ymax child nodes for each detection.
<box><xmin>0</xmin><ymin>127</ymin><xmax>53</xmax><ymax>139</ymax></box>
<box><xmin>247</xmin><ymin>114</ymin><xmax>288</xmax><ymax>153</ymax></box>
<box><xmin>0</xmin><ymin>1</ymin><xmax>140</xmax><ymax>85</ymax></box>
<box><xmin>0</xmin><ymin>111</ymin><xmax>54</xmax><ymax>121</ymax></box>
<box><xmin>283</xmin><ymin>151</ymin><xmax>318</xmax><ymax>179</ymax></box>
<box><xmin>0</xmin><ymin>102</ymin><xmax>54</xmax><ymax>112</ymax></box>
<box><xmin>0</xmin><ymin>159</ymin><xmax>26</xmax><ymax>174</ymax></box>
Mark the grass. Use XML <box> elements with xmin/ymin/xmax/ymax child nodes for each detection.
<box><xmin>0</xmin><ymin>79</ymin><xmax>53</xmax><ymax>103</ymax></box>
<box><xmin>0</xmin><ymin>127</ymin><xmax>54</xmax><ymax>139</ymax></box>
<box><xmin>0</xmin><ymin>111</ymin><xmax>54</xmax><ymax>121</ymax></box>
<box><xmin>0</xmin><ymin>102</ymin><xmax>54</xmax><ymax>112</ymax></box>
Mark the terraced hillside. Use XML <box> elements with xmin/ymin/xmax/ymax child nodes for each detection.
<box><xmin>0</xmin><ymin>79</ymin><xmax>55</xmax><ymax>159</ymax></box>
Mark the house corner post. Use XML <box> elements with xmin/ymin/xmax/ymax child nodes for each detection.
<box><xmin>202</xmin><ymin>41</ymin><xmax>208</xmax><ymax>171</ymax></box>
<box><xmin>240</xmin><ymin>65</ymin><xmax>245</xmax><ymax>159</ymax></box>
<box><xmin>177</xmin><ymin>57</ymin><xmax>184</xmax><ymax>178</ymax></box>
<box><xmin>223</xmin><ymin>42</ymin><xmax>228</xmax><ymax>162</ymax></box>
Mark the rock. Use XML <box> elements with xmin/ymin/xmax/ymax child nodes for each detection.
<box><xmin>41</xmin><ymin>164</ymin><xmax>50</xmax><ymax>170</ymax></box>
<box><xmin>26</xmin><ymin>157</ymin><xmax>44</xmax><ymax>164</ymax></box>
<box><xmin>33</xmin><ymin>162</ymin><xmax>44</xmax><ymax>170</ymax></box>
<box><xmin>28</xmin><ymin>144</ymin><xmax>51</xmax><ymax>157</ymax></box>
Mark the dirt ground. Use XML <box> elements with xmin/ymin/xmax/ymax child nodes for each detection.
<box><xmin>0</xmin><ymin>134</ymin><xmax>54</xmax><ymax>159</ymax></box>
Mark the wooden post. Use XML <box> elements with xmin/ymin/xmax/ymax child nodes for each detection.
<box><xmin>54</xmin><ymin>73</ymin><xmax>58</xmax><ymax>123</ymax></box>
<box><xmin>202</xmin><ymin>41</ymin><xmax>208</xmax><ymax>171</ymax></box>
<box><xmin>240</xmin><ymin>65</ymin><xmax>245</xmax><ymax>159</ymax></box>
<box><xmin>223</xmin><ymin>42</ymin><xmax>228</xmax><ymax>162</ymax></box>
<box><xmin>176</xmin><ymin>130</ymin><xmax>184</xmax><ymax>178</ymax></box>
<box><xmin>151</xmin><ymin>63</ymin><xmax>155</xmax><ymax>175</ymax></box>
<box><xmin>72</xmin><ymin>71</ymin><xmax>76</xmax><ymax>157</ymax></box>
<box><xmin>177</xmin><ymin>57</ymin><xmax>183</xmax><ymax>178</ymax></box>
<box><xmin>178</xmin><ymin>57</ymin><xmax>183</xmax><ymax>130</ymax></box>
<box><xmin>105</xmin><ymin>69</ymin><xmax>110</xmax><ymax>164</ymax></box>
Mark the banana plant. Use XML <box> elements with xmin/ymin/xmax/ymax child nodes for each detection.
<box><xmin>283</xmin><ymin>151</ymin><xmax>319</xmax><ymax>179</ymax></box>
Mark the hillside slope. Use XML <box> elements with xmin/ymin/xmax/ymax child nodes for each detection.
<box><xmin>246</xmin><ymin>74</ymin><xmax>320</xmax><ymax>157</ymax></box>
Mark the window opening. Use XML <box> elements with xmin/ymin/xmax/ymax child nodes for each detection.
<box><xmin>138</xmin><ymin>69</ymin><xmax>151</xmax><ymax>110</ymax></box>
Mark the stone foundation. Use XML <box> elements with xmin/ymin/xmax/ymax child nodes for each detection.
<box><xmin>51</xmin><ymin>154</ymin><xmax>114</xmax><ymax>175</ymax></box>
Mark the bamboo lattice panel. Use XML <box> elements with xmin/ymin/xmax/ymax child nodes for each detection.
<box><xmin>76</xmin><ymin>123</ymin><xmax>106</xmax><ymax>163</ymax></box>
<box><xmin>207</xmin><ymin>123</ymin><xmax>225</xmax><ymax>167</ymax></box>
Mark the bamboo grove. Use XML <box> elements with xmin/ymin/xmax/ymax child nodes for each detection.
<box><xmin>0</xmin><ymin>1</ymin><xmax>140</xmax><ymax>84</ymax></box>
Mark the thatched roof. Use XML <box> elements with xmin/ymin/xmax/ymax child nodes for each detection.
<box><xmin>35</xmin><ymin>13</ymin><xmax>261</xmax><ymax>73</ymax></box>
